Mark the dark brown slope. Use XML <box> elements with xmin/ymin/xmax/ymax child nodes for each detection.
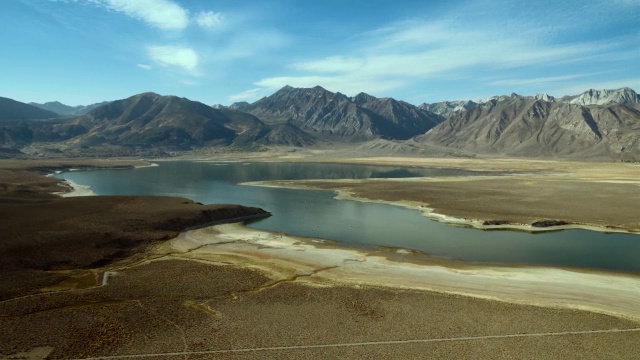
<box><xmin>240</xmin><ymin>85</ymin><xmax>442</xmax><ymax>140</ymax></box>
<box><xmin>417</xmin><ymin>94</ymin><xmax>640</xmax><ymax>159</ymax></box>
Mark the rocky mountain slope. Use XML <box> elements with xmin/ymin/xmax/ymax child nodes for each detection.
<box><xmin>419</xmin><ymin>100</ymin><xmax>478</xmax><ymax>119</ymax></box>
<box><xmin>236</xmin><ymin>86</ymin><xmax>442</xmax><ymax>140</ymax></box>
<box><xmin>351</xmin><ymin>92</ymin><xmax>443</xmax><ymax>137</ymax></box>
<box><xmin>418</xmin><ymin>92</ymin><xmax>640</xmax><ymax>159</ymax></box>
<box><xmin>29</xmin><ymin>101</ymin><xmax>111</xmax><ymax>117</ymax></box>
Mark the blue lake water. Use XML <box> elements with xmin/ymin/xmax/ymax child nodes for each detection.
<box><xmin>56</xmin><ymin>161</ymin><xmax>640</xmax><ymax>273</ymax></box>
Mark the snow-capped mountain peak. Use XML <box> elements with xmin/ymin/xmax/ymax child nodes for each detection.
<box><xmin>569</xmin><ymin>87</ymin><xmax>638</xmax><ymax>106</ymax></box>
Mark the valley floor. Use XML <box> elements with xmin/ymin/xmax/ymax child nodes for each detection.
<box><xmin>1</xmin><ymin>154</ymin><xmax>639</xmax><ymax>359</ymax></box>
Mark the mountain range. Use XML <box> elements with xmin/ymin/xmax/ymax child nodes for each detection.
<box><xmin>418</xmin><ymin>91</ymin><xmax>640</xmax><ymax>159</ymax></box>
<box><xmin>29</xmin><ymin>101</ymin><xmax>110</xmax><ymax>117</ymax></box>
<box><xmin>420</xmin><ymin>88</ymin><xmax>639</xmax><ymax>118</ymax></box>
<box><xmin>1</xmin><ymin>86</ymin><xmax>638</xmax><ymax>160</ymax></box>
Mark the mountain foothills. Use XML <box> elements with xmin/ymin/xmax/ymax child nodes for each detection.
<box><xmin>0</xmin><ymin>86</ymin><xmax>638</xmax><ymax>159</ymax></box>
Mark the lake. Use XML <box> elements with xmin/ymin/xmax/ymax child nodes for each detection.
<box><xmin>56</xmin><ymin>161</ymin><xmax>640</xmax><ymax>273</ymax></box>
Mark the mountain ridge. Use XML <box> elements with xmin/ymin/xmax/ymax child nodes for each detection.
<box><xmin>29</xmin><ymin>101</ymin><xmax>111</xmax><ymax>117</ymax></box>
<box><xmin>421</xmin><ymin>87</ymin><xmax>638</xmax><ymax>119</ymax></box>
<box><xmin>235</xmin><ymin>85</ymin><xmax>443</xmax><ymax>140</ymax></box>
<box><xmin>418</xmin><ymin>94</ymin><xmax>640</xmax><ymax>160</ymax></box>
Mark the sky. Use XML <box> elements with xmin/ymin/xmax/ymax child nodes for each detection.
<box><xmin>1</xmin><ymin>0</ymin><xmax>639</xmax><ymax>106</ymax></box>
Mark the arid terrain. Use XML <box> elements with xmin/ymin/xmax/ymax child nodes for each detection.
<box><xmin>1</xmin><ymin>155</ymin><xmax>639</xmax><ymax>359</ymax></box>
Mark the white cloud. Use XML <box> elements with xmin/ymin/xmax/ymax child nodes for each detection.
<box><xmin>489</xmin><ymin>74</ymin><xmax>592</xmax><ymax>87</ymax></box>
<box><xmin>196</xmin><ymin>11</ymin><xmax>224</xmax><ymax>28</ymax></box>
<box><xmin>252</xmin><ymin>18</ymin><xmax>624</xmax><ymax>96</ymax></box>
<box><xmin>292</xmin><ymin>56</ymin><xmax>364</xmax><ymax>73</ymax></box>
<box><xmin>296</xmin><ymin>24</ymin><xmax>612</xmax><ymax>79</ymax></box>
<box><xmin>228</xmin><ymin>88</ymin><xmax>265</xmax><ymax>102</ymax></box>
<box><xmin>136</xmin><ymin>63</ymin><xmax>152</xmax><ymax>70</ymax></box>
<box><xmin>89</xmin><ymin>0</ymin><xmax>189</xmax><ymax>30</ymax></box>
<box><xmin>147</xmin><ymin>45</ymin><xmax>199</xmax><ymax>72</ymax></box>
<box><xmin>180</xmin><ymin>79</ymin><xmax>198</xmax><ymax>86</ymax></box>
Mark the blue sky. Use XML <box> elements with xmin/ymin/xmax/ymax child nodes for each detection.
<box><xmin>1</xmin><ymin>0</ymin><xmax>639</xmax><ymax>106</ymax></box>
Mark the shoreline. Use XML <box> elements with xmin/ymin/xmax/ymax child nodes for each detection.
<box><xmin>241</xmin><ymin>180</ymin><xmax>640</xmax><ymax>235</ymax></box>
<box><xmin>54</xmin><ymin>178</ymin><xmax>96</xmax><ymax>197</ymax></box>
<box><xmin>49</xmin><ymin>161</ymin><xmax>156</xmax><ymax>197</ymax></box>
<box><xmin>162</xmin><ymin>222</ymin><xmax>640</xmax><ymax>322</ymax></box>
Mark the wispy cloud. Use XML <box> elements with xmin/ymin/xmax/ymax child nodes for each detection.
<box><xmin>147</xmin><ymin>45</ymin><xmax>199</xmax><ymax>73</ymax></box>
<box><xmin>228</xmin><ymin>88</ymin><xmax>265</xmax><ymax>102</ymax></box>
<box><xmin>602</xmin><ymin>0</ymin><xmax>640</xmax><ymax>6</ymax></box>
<box><xmin>136</xmin><ymin>63</ymin><xmax>152</xmax><ymax>70</ymax></box>
<box><xmin>489</xmin><ymin>74</ymin><xmax>593</xmax><ymax>87</ymax></box>
<box><xmin>88</xmin><ymin>0</ymin><xmax>189</xmax><ymax>30</ymax></box>
<box><xmin>292</xmin><ymin>56</ymin><xmax>365</xmax><ymax>73</ymax></box>
<box><xmin>214</xmin><ymin>30</ymin><xmax>291</xmax><ymax>60</ymax></box>
<box><xmin>252</xmin><ymin>18</ymin><xmax>619</xmax><ymax>96</ymax></box>
<box><xmin>180</xmin><ymin>79</ymin><xmax>198</xmax><ymax>86</ymax></box>
<box><xmin>195</xmin><ymin>11</ymin><xmax>224</xmax><ymax>28</ymax></box>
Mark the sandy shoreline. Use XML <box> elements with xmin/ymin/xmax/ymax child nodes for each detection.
<box><xmin>54</xmin><ymin>178</ymin><xmax>96</xmax><ymax>197</ymax></box>
<box><xmin>162</xmin><ymin>222</ymin><xmax>640</xmax><ymax>322</ymax></box>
